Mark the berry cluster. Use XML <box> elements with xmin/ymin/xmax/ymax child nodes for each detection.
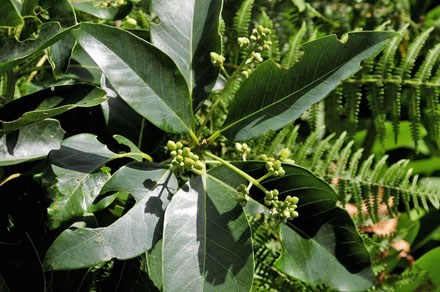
<box><xmin>167</xmin><ymin>141</ymin><xmax>204</xmax><ymax>171</ymax></box>
<box><xmin>265</xmin><ymin>159</ymin><xmax>285</xmax><ymax>176</ymax></box>
<box><xmin>250</xmin><ymin>25</ymin><xmax>272</xmax><ymax>51</ymax></box>
<box><xmin>210</xmin><ymin>52</ymin><xmax>225</xmax><ymax>66</ymax></box>
<box><xmin>235</xmin><ymin>142</ymin><xmax>251</xmax><ymax>160</ymax></box>
<box><xmin>95</xmin><ymin>0</ymin><xmax>125</xmax><ymax>8</ymax></box>
<box><xmin>236</xmin><ymin>184</ymin><xmax>250</xmax><ymax>207</ymax></box>
<box><xmin>264</xmin><ymin>190</ymin><xmax>299</xmax><ymax>223</ymax></box>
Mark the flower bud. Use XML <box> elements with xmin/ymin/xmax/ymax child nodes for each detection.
<box><xmin>167</xmin><ymin>140</ymin><xmax>176</xmax><ymax>150</ymax></box>
<box><xmin>194</xmin><ymin>160</ymin><xmax>204</xmax><ymax>170</ymax></box>
<box><xmin>237</xmin><ymin>37</ymin><xmax>250</xmax><ymax>48</ymax></box>
<box><xmin>126</xmin><ymin>17</ymin><xmax>137</xmax><ymax>26</ymax></box>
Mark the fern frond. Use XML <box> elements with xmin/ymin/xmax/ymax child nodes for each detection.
<box><xmin>285</xmin><ymin>124</ymin><xmax>300</xmax><ymax>150</ymax></box>
<box><xmin>281</xmin><ymin>21</ymin><xmax>306</xmax><ymax>68</ymax></box>
<box><xmin>343</xmin><ymin>82</ymin><xmax>362</xmax><ymax>135</ymax></box>
<box><xmin>281</xmin><ymin>129</ymin><xmax>440</xmax><ymax>224</ymax></box>
<box><xmin>292</xmin><ymin>130</ymin><xmax>318</xmax><ymax>165</ymax></box>
<box><xmin>233</xmin><ymin>0</ymin><xmax>255</xmax><ymax>37</ymax></box>
<box><xmin>396</xmin><ymin>27</ymin><xmax>434</xmax><ymax>80</ymax></box>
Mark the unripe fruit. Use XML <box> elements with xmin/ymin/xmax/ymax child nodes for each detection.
<box><xmin>291</xmin><ymin>196</ymin><xmax>299</xmax><ymax>204</ymax></box>
<box><xmin>183</xmin><ymin>147</ymin><xmax>191</xmax><ymax>156</ymax></box>
<box><xmin>167</xmin><ymin>140</ymin><xmax>176</xmax><ymax>150</ymax></box>
<box><xmin>126</xmin><ymin>17</ymin><xmax>137</xmax><ymax>26</ymax></box>
<box><xmin>194</xmin><ymin>160</ymin><xmax>204</xmax><ymax>170</ymax></box>
<box><xmin>184</xmin><ymin>158</ymin><xmax>195</xmax><ymax>168</ymax></box>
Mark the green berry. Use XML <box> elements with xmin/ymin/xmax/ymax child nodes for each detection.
<box><xmin>126</xmin><ymin>17</ymin><xmax>137</xmax><ymax>26</ymax></box>
<box><xmin>170</xmin><ymin>150</ymin><xmax>177</xmax><ymax>156</ymax></box>
<box><xmin>183</xmin><ymin>147</ymin><xmax>191</xmax><ymax>156</ymax></box>
<box><xmin>175</xmin><ymin>142</ymin><xmax>183</xmax><ymax>149</ymax></box>
<box><xmin>291</xmin><ymin>196</ymin><xmax>299</xmax><ymax>204</ymax></box>
<box><xmin>184</xmin><ymin>158</ymin><xmax>195</xmax><ymax>168</ymax></box>
<box><xmin>194</xmin><ymin>160</ymin><xmax>204</xmax><ymax>170</ymax></box>
<box><xmin>167</xmin><ymin>140</ymin><xmax>176</xmax><ymax>150</ymax></box>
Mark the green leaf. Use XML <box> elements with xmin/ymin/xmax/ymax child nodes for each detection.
<box><xmin>72</xmin><ymin>23</ymin><xmax>194</xmax><ymax>135</ymax></box>
<box><xmin>0</xmin><ymin>0</ymin><xmax>23</xmax><ymax>27</ymax></box>
<box><xmin>162</xmin><ymin>175</ymin><xmax>254</xmax><ymax>292</ymax></box>
<box><xmin>100</xmin><ymin>74</ymin><xmax>153</xmax><ymax>150</ymax></box>
<box><xmin>43</xmin><ymin>134</ymin><xmax>117</xmax><ymax>229</ymax></box>
<box><xmin>0</xmin><ymin>84</ymin><xmax>107</xmax><ymax>134</ymax></box>
<box><xmin>150</xmin><ymin>0</ymin><xmax>222</xmax><ymax>107</ymax></box>
<box><xmin>66</xmin><ymin>45</ymin><xmax>102</xmax><ymax>84</ymax></box>
<box><xmin>0</xmin><ymin>119</ymin><xmax>64</xmax><ymax>166</ymax></box>
<box><xmin>275</xmin><ymin>224</ymin><xmax>374</xmax><ymax>291</ymax></box>
<box><xmin>113</xmin><ymin>135</ymin><xmax>143</xmax><ymax>162</ymax></box>
<box><xmin>43</xmin><ymin>163</ymin><xmax>177</xmax><ymax>270</ymax></box>
<box><xmin>397</xmin><ymin>247</ymin><xmax>440</xmax><ymax>292</ymax></box>
<box><xmin>220</xmin><ymin>32</ymin><xmax>395</xmax><ymax>141</ymax></box>
<box><xmin>0</xmin><ymin>22</ymin><xmax>78</xmax><ymax>75</ymax></box>
<box><xmin>39</xmin><ymin>0</ymin><xmax>77</xmax><ymax>76</ymax></box>
<box><xmin>21</xmin><ymin>0</ymin><xmax>39</xmax><ymax>16</ymax></box>
<box><xmin>146</xmin><ymin>239</ymin><xmax>163</xmax><ymax>290</ymax></box>
<box><xmin>71</xmin><ymin>0</ymin><xmax>133</xmax><ymax>20</ymax></box>
<box><xmin>209</xmin><ymin>162</ymin><xmax>373</xmax><ymax>276</ymax></box>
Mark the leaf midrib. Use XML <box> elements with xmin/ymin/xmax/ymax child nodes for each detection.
<box><xmin>221</xmin><ymin>45</ymin><xmax>365</xmax><ymax>134</ymax></box>
<box><xmin>76</xmin><ymin>26</ymin><xmax>193</xmax><ymax>134</ymax></box>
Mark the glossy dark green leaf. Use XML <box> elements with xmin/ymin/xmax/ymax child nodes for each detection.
<box><xmin>44</xmin><ymin>163</ymin><xmax>177</xmax><ymax>270</ymax></box>
<box><xmin>220</xmin><ymin>32</ymin><xmax>396</xmax><ymax>141</ymax></box>
<box><xmin>71</xmin><ymin>1</ymin><xmax>133</xmax><ymax>20</ymax></box>
<box><xmin>40</xmin><ymin>0</ymin><xmax>77</xmax><ymax>76</ymax></box>
<box><xmin>0</xmin><ymin>22</ymin><xmax>78</xmax><ymax>75</ymax></box>
<box><xmin>21</xmin><ymin>0</ymin><xmax>39</xmax><ymax>16</ymax></box>
<box><xmin>209</xmin><ymin>161</ymin><xmax>373</xmax><ymax>276</ymax></box>
<box><xmin>275</xmin><ymin>224</ymin><xmax>373</xmax><ymax>291</ymax></box>
<box><xmin>72</xmin><ymin>23</ymin><xmax>194</xmax><ymax>135</ymax></box>
<box><xmin>66</xmin><ymin>45</ymin><xmax>102</xmax><ymax>84</ymax></box>
<box><xmin>162</xmin><ymin>175</ymin><xmax>254</xmax><ymax>292</ymax></box>
<box><xmin>150</xmin><ymin>0</ymin><xmax>222</xmax><ymax>107</ymax></box>
<box><xmin>0</xmin><ymin>0</ymin><xmax>23</xmax><ymax>27</ymax></box>
<box><xmin>100</xmin><ymin>74</ymin><xmax>152</xmax><ymax>149</ymax></box>
<box><xmin>0</xmin><ymin>84</ymin><xmax>107</xmax><ymax>134</ymax></box>
<box><xmin>0</xmin><ymin>119</ymin><xmax>64</xmax><ymax>166</ymax></box>
<box><xmin>43</xmin><ymin>134</ymin><xmax>117</xmax><ymax>229</ymax></box>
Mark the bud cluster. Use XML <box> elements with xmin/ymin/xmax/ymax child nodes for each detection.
<box><xmin>235</xmin><ymin>143</ymin><xmax>251</xmax><ymax>161</ymax></box>
<box><xmin>264</xmin><ymin>190</ymin><xmax>299</xmax><ymax>223</ymax></box>
<box><xmin>210</xmin><ymin>52</ymin><xmax>225</xmax><ymax>66</ymax></box>
<box><xmin>266</xmin><ymin>159</ymin><xmax>285</xmax><ymax>176</ymax></box>
<box><xmin>167</xmin><ymin>141</ymin><xmax>204</xmax><ymax>171</ymax></box>
<box><xmin>236</xmin><ymin>184</ymin><xmax>250</xmax><ymax>207</ymax></box>
<box><xmin>95</xmin><ymin>0</ymin><xmax>125</xmax><ymax>8</ymax></box>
